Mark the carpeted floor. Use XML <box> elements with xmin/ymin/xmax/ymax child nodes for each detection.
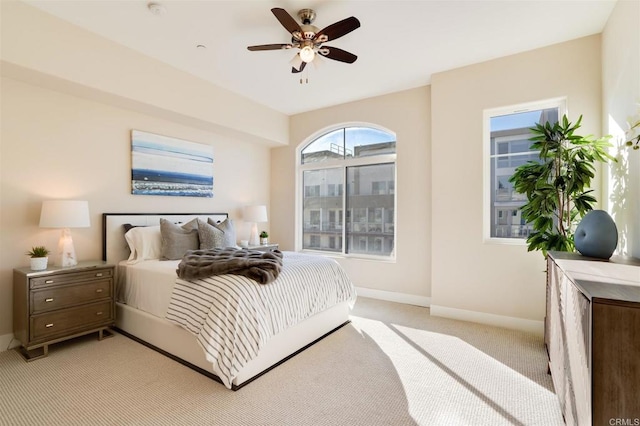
<box><xmin>0</xmin><ymin>297</ymin><xmax>563</xmax><ymax>425</ymax></box>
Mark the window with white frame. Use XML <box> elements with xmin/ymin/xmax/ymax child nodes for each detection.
<box><xmin>484</xmin><ymin>98</ymin><xmax>566</xmax><ymax>241</ymax></box>
<box><xmin>299</xmin><ymin>126</ymin><xmax>396</xmax><ymax>257</ymax></box>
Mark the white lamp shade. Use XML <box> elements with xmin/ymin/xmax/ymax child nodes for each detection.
<box><xmin>243</xmin><ymin>205</ymin><xmax>268</xmax><ymax>223</ymax></box>
<box><xmin>39</xmin><ymin>200</ymin><xmax>91</xmax><ymax>228</ymax></box>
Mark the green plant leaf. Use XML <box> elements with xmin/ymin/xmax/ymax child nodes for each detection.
<box><xmin>509</xmin><ymin>113</ymin><xmax>614</xmax><ymax>256</ymax></box>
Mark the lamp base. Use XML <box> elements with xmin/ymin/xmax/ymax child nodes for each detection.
<box><xmin>58</xmin><ymin>228</ymin><xmax>78</xmax><ymax>267</ymax></box>
<box><xmin>249</xmin><ymin>223</ymin><xmax>259</xmax><ymax>246</ymax></box>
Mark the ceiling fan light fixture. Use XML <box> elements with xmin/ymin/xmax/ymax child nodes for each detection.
<box><xmin>300</xmin><ymin>45</ymin><xmax>315</xmax><ymax>63</ymax></box>
<box><xmin>290</xmin><ymin>53</ymin><xmax>303</xmax><ymax>70</ymax></box>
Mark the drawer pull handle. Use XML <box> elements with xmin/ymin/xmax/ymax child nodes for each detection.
<box><xmin>45</xmin><ymin>280</ymin><xmax>54</xmax><ymax>284</ymax></box>
<box><xmin>45</xmin><ymin>323</ymin><xmax>54</xmax><ymax>328</ymax></box>
<box><xmin>96</xmin><ymin>289</ymin><xmax>103</xmax><ymax>293</ymax></box>
<box><xmin>96</xmin><ymin>312</ymin><xmax>103</xmax><ymax>316</ymax></box>
<box><xmin>96</xmin><ymin>273</ymin><xmax>103</xmax><ymax>277</ymax></box>
<box><xmin>45</xmin><ymin>298</ymin><xmax>54</xmax><ymax>303</ymax></box>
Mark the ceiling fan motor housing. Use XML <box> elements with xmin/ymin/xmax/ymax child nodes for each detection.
<box><xmin>298</xmin><ymin>9</ymin><xmax>316</xmax><ymax>25</ymax></box>
<box><xmin>301</xmin><ymin>24</ymin><xmax>318</xmax><ymax>40</ymax></box>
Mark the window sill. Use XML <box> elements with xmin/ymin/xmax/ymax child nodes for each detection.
<box><xmin>483</xmin><ymin>237</ymin><xmax>528</xmax><ymax>246</ymax></box>
<box><xmin>300</xmin><ymin>249</ymin><xmax>397</xmax><ymax>263</ymax></box>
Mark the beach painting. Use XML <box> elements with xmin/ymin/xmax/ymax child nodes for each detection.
<box><xmin>131</xmin><ymin>130</ymin><xmax>214</xmax><ymax>197</ymax></box>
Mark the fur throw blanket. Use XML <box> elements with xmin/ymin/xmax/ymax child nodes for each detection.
<box><xmin>176</xmin><ymin>248</ymin><xmax>284</xmax><ymax>284</ymax></box>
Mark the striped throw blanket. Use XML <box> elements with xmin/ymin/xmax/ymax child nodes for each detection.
<box><xmin>165</xmin><ymin>251</ymin><xmax>356</xmax><ymax>389</ymax></box>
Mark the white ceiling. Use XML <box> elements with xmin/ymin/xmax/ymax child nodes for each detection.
<box><xmin>24</xmin><ymin>0</ymin><xmax>617</xmax><ymax>116</ymax></box>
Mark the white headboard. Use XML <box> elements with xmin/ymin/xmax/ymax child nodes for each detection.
<box><xmin>102</xmin><ymin>212</ymin><xmax>228</xmax><ymax>265</ymax></box>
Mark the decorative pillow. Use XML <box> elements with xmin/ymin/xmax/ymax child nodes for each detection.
<box><xmin>124</xmin><ymin>225</ymin><xmax>162</xmax><ymax>264</ymax></box>
<box><xmin>197</xmin><ymin>218</ymin><xmax>226</xmax><ymax>249</ymax></box>
<box><xmin>208</xmin><ymin>217</ymin><xmax>237</xmax><ymax>248</ymax></box>
<box><xmin>160</xmin><ymin>218</ymin><xmax>199</xmax><ymax>260</ymax></box>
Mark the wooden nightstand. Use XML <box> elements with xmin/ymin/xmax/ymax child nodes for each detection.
<box><xmin>244</xmin><ymin>243</ymin><xmax>279</xmax><ymax>252</ymax></box>
<box><xmin>13</xmin><ymin>261</ymin><xmax>115</xmax><ymax>361</ymax></box>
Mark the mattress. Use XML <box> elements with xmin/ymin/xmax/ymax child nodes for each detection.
<box><xmin>116</xmin><ymin>259</ymin><xmax>179</xmax><ymax>318</ymax></box>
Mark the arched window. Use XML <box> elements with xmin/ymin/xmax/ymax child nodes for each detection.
<box><xmin>298</xmin><ymin>125</ymin><xmax>396</xmax><ymax>258</ymax></box>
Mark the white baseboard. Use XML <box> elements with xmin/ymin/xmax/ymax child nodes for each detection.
<box><xmin>430</xmin><ymin>304</ymin><xmax>544</xmax><ymax>336</ymax></box>
<box><xmin>355</xmin><ymin>287</ymin><xmax>431</xmax><ymax>307</ymax></box>
<box><xmin>0</xmin><ymin>333</ymin><xmax>19</xmax><ymax>352</ymax></box>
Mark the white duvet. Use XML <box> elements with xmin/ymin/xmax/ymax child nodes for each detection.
<box><xmin>164</xmin><ymin>251</ymin><xmax>356</xmax><ymax>389</ymax></box>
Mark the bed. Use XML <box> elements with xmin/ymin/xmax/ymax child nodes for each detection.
<box><xmin>102</xmin><ymin>213</ymin><xmax>356</xmax><ymax>390</ymax></box>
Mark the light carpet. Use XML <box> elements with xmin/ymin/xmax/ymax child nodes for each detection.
<box><xmin>0</xmin><ymin>297</ymin><xmax>563</xmax><ymax>425</ymax></box>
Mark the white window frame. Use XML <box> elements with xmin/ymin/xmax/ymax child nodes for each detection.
<box><xmin>296</xmin><ymin>122</ymin><xmax>397</xmax><ymax>261</ymax></box>
<box><xmin>483</xmin><ymin>97</ymin><xmax>567</xmax><ymax>244</ymax></box>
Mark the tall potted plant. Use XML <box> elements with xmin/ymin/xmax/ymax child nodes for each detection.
<box><xmin>509</xmin><ymin>115</ymin><xmax>614</xmax><ymax>255</ymax></box>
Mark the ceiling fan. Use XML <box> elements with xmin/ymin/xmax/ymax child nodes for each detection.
<box><xmin>247</xmin><ymin>8</ymin><xmax>361</xmax><ymax>74</ymax></box>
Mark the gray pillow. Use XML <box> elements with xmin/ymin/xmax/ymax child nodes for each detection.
<box><xmin>160</xmin><ymin>218</ymin><xmax>199</xmax><ymax>260</ymax></box>
<box><xmin>208</xmin><ymin>217</ymin><xmax>237</xmax><ymax>248</ymax></box>
<box><xmin>197</xmin><ymin>218</ymin><xmax>226</xmax><ymax>249</ymax></box>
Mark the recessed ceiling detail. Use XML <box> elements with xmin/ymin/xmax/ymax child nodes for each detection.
<box><xmin>147</xmin><ymin>2</ymin><xmax>166</xmax><ymax>17</ymax></box>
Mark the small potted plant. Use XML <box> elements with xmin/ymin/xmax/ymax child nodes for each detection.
<box><xmin>259</xmin><ymin>231</ymin><xmax>269</xmax><ymax>245</ymax></box>
<box><xmin>27</xmin><ymin>246</ymin><xmax>50</xmax><ymax>271</ymax></box>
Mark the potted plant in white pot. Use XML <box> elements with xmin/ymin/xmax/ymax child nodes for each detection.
<box><xmin>259</xmin><ymin>231</ymin><xmax>269</xmax><ymax>245</ymax></box>
<box><xmin>27</xmin><ymin>246</ymin><xmax>50</xmax><ymax>271</ymax></box>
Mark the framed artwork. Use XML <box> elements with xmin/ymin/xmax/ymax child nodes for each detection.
<box><xmin>131</xmin><ymin>130</ymin><xmax>214</xmax><ymax>197</ymax></box>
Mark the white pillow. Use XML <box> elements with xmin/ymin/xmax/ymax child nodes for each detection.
<box><xmin>124</xmin><ymin>225</ymin><xmax>162</xmax><ymax>263</ymax></box>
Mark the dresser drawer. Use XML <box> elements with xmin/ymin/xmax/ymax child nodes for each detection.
<box><xmin>31</xmin><ymin>279</ymin><xmax>112</xmax><ymax>314</ymax></box>
<box><xmin>30</xmin><ymin>300</ymin><xmax>113</xmax><ymax>341</ymax></box>
<box><xmin>30</xmin><ymin>268</ymin><xmax>113</xmax><ymax>289</ymax></box>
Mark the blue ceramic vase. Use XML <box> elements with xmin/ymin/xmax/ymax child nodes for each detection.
<box><xmin>574</xmin><ymin>210</ymin><xmax>618</xmax><ymax>259</ymax></box>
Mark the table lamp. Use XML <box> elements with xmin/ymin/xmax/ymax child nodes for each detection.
<box><xmin>39</xmin><ymin>200</ymin><xmax>90</xmax><ymax>267</ymax></box>
<box><xmin>243</xmin><ymin>205</ymin><xmax>267</xmax><ymax>246</ymax></box>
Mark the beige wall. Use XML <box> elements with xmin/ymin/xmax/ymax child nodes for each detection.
<box><xmin>430</xmin><ymin>35</ymin><xmax>603</xmax><ymax>330</ymax></box>
<box><xmin>602</xmin><ymin>0</ymin><xmax>640</xmax><ymax>258</ymax></box>
<box><xmin>0</xmin><ymin>77</ymin><xmax>272</xmax><ymax>338</ymax></box>
<box><xmin>0</xmin><ymin>0</ymin><xmax>284</xmax><ymax>342</ymax></box>
<box><xmin>272</xmin><ymin>87</ymin><xmax>431</xmax><ymax>302</ymax></box>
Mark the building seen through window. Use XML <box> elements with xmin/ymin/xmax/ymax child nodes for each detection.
<box><xmin>300</xmin><ymin>126</ymin><xmax>396</xmax><ymax>257</ymax></box>
<box><xmin>488</xmin><ymin>106</ymin><xmax>560</xmax><ymax>239</ymax></box>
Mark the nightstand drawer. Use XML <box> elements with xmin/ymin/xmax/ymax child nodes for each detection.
<box><xmin>31</xmin><ymin>279</ymin><xmax>112</xmax><ymax>314</ymax></box>
<box><xmin>30</xmin><ymin>268</ymin><xmax>113</xmax><ymax>289</ymax></box>
<box><xmin>31</xmin><ymin>300</ymin><xmax>113</xmax><ymax>341</ymax></box>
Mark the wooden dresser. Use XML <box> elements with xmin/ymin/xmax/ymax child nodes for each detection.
<box><xmin>545</xmin><ymin>251</ymin><xmax>640</xmax><ymax>425</ymax></box>
<box><xmin>13</xmin><ymin>261</ymin><xmax>115</xmax><ymax>360</ymax></box>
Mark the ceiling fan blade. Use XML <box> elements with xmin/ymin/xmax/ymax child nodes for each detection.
<box><xmin>318</xmin><ymin>46</ymin><xmax>358</xmax><ymax>64</ymax></box>
<box><xmin>314</xmin><ymin>16</ymin><xmax>360</xmax><ymax>43</ymax></box>
<box><xmin>271</xmin><ymin>8</ymin><xmax>302</xmax><ymax>38</ymax></box>
<box><xmin>292</xmin><ymin>61</ymin><xmax>307</xmax><ymax>74</ymax></box>
<box><xmin>312</xmin><ymin>54</ymin><xmax>325</xmax><ymax>70</ymax></box>
<box><xmin>247</xmin><ymin>44</ymin><xmax>293</xmax><ymax>51</ymax></box>
<box><xmin>290</xmin><ymin>53</ymin><xmax>303</xmax><ymax>70</ymax></box>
